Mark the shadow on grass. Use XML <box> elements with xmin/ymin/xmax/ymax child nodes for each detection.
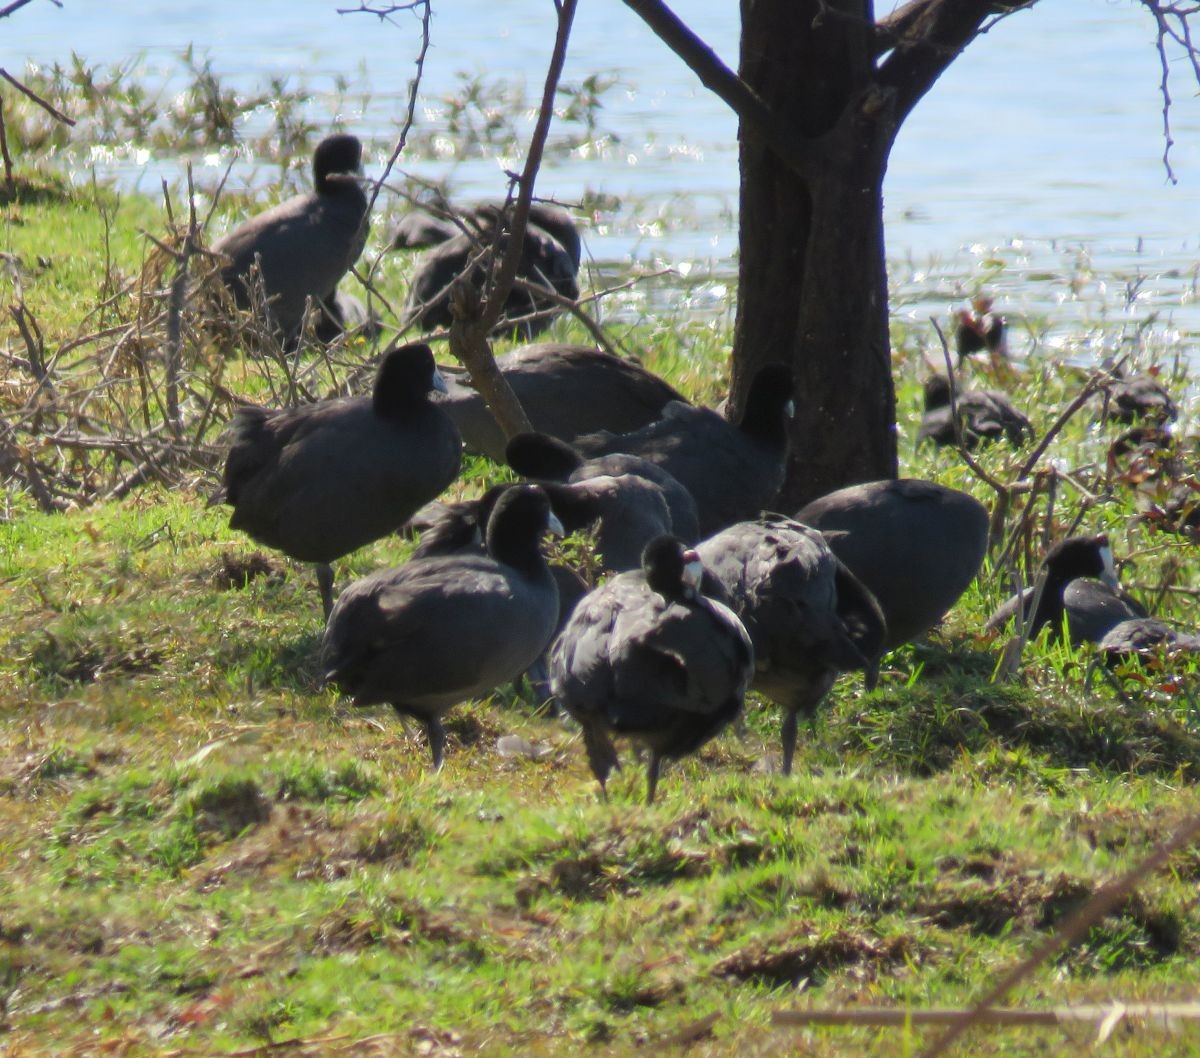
<box><xmin>216</xmin><ymin>630</ymin><xmax>326</xmax><ymax>694</ymax></box>
<box><xmin>834</xmin><ymin>642</ymin><xmax>1200</xmax><ymax>778</ymax></box>
<box><xmin>0</xmin><ymin>174</ymin><xmax>76</xmax><ymax>206</ymax></box>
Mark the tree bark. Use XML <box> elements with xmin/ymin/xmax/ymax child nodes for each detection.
<box><xmin>733</xmin><ymin>0</ymin><xmax>897</xmax><ymax>510</ymax></box>
<box><xmin>623</xmin><ymin>0</ymin><xmax>1017</xmax><ymax>508</ymax></box>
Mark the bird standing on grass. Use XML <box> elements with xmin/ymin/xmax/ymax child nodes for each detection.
<box><xmin>213</xmin><ymin>133</ymin><xmax>369</xmax><ymax>343</ymax></box>
<box><xmin>322</xmin><ymin>485</ymin><xmax>563</xmax><ymax>770</ymax></box>
<box><xmin>219</xmin><ymin>343</ymin><xmax>461</xmax><ymax>618</ymax></box>
<box><xmin>551</xmin><ymin>536</ymin><xmax>753</xmax><ymax>804</ymax></box>
<box><xmin>697</xmin><ymin>516</ymin><xmax>885</xmax><ymax>775</ymax></box>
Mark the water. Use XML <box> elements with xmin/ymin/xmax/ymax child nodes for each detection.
<box><xmin>7</xmin><ymin>0</ymin><xmax>1200</xmax><ymax>340</ymax></box>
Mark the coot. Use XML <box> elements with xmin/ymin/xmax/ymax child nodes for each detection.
<box><xmin>551</xmin><ymin>536</ymin><xmax>753</xmax><ymax>803</ymax></box>
<box><xmin>322</xmin><ymin>485</ymin><xmax>562</xmax><ymax>768</ymax></box>
<box><xmin>795</xmin><ymin>479</ymin><xmax>989</xmax><ymax>650</ymax></box>
<box><xmin>697</xmin><ymin>516</ymin><xmax>885</xmax><ymax>774</ymax></box>
<box><xmin>574</xmin><ymin>363</ymin><xmax>794</xmax><ymax>538</ymax></box>
<box><xmin>220</xmin><ymin>342</ymin><xmax>461</xmax><ymax>617</ymax></box>
<box><xmin>214</xmin><ymin>133</ymin><xmax>369</xmax><ymax>342</ymax></box>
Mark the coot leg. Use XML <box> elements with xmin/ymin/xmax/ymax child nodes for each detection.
<box><xmin>426</xmin><ymin>717</ymin><xmax>447</xmax><ymax>771</ymax></box>
<box><xmin>780</xmin><ymin>710</ymin><xmax>799</xmax><ymax>777</ymax></box>
<box><xmin>316</xmin><ymin>563</ymin><xmax>335</xmax><ymax>622</ymax></box>
<box><xmin>645</xmin><ymin>751</ymin><xmax>664</xmax><ymax>805</ymax></box>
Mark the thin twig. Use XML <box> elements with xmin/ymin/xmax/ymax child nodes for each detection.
<box><xmin>920</xmin><ymin>809</ymin><xmax>1200</xmax><ymax>1058</ymax></box>
<box><xmin>0</xmin><ymin>67</ymin><xmax>75</xmax><ymax>125</ymax></box>
<box><xmin>777</xmin><ymin>1002</ymin><xmax>1200</xmax><ymax>1027</ymax></box>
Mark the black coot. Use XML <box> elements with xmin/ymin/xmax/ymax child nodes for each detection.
<box><xmin>697</xmin><ymin>516</ymin><xmax>886</xmax><ymax>774</ymax></box>
<box><xmin>220</xmin><ymin>343</ymin><xmax>461</xmax><ymax>617</ymax></box>
<box><xmin>795</xmin><ymin>479</ymin><xmax>989</xmax><ymax>650</ymax></box>
<box><xmin>402</xmin><ymin>203</ymin><xmax>581</xmax><ymax>338</ymax></box>
<box><xmin>506</xmin><ymin>431</ymin><xmax>700</xmax><ymax>545</ymax></box>
<box><xmin>551</xmin><ymin>536</ymin><xmax>753</xmax><ymax>803</ymax></box>
<box><xmin>436</xmin><ymin>344</ymin><xmax>687</xmax><ymax>463</ymax></box>
<box><xmin>214</xmin><ymin>133</ymin><xmax>368</xmax><ymax>342</ymax></box>
<box><xmin>985</xmin><ymin>534</ymin><xmax>1142</xmax><ymax>644</ymax></box>
<box><xmin>918</xmin><ymin>375</ymin><xmax>1032</xmax><ymax>449</ymax></box>
<box><xmin>574</xmin><ymin>364</ymin><xmax>794</xmax><ymax>538</ymax></box>
<box><xmin>322</xmin><ymin>485</ymin><xmax>562</xmax><ymax>769</ymax></box>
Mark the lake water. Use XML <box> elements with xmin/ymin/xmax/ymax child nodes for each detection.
<box><xmin>7</xmin><ymin>0</ymin><xmax>1200</xmax><ymax>345</ymax></box>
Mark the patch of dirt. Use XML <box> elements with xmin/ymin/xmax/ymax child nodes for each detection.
<box><xmin>516</xmin><ymin>817</ymin><xmax>768</xmax><ymax>907</ymax></box>
<box><xmin>518</xmin><ymin>840</ymin><xmax>712</xmax><ymax>906</ymax></box>
<box><xmin>312</xmin><ymin>908</ymin><xmax>396</xmax><ymax>955</ymax></box>
<box><xmin>29</xmin><ymin>634</ymin><xmax>164</xmax><ymax>683</ymax></box>
<box><xmin>192</xmin><ymin>803</ymin><xmax>427</xmax><ymax>892</ymax></box>
<box><xmin>921</xmin><ymin>856</ymin><xmax>1185</xmax><ymax>965</ymax></box>
<box><xmin>1067</xmin><ymin>805</ymin><xmax>1156</xmax><ymax>855</ymax></box>
<box><xmin>311</xmin><ymin>898</ymin><xmax>473</xmax><ymax>957</ymax></box>
<box><xmin>663</xmin><ymin>809</ymin><xmax>767</xmax><ymax>867</ymax></box>
<box><xmin>190</xmin><ymin>779</ymin><xmax>272</xmax><ymax>838</ymax></box>
<box><xmin>921</xmin><ymin>858</ymin><xmax>1091</xmax><ymax>936</ymax></box>
<box><xmin>0</xmin><ymin>919</ymin><xmax>32</xmax><ymax>944</ymax></box>
<box><xmin>2</xmin><ymin>749</ymin><xmax>97</xmax><ymax>797</ymax></box>
<box><xmin>211</xmin><ymin>550</ymin><xmax>283</xmax><ymax>590</ymax></box>
<box><xmin>713</xmin><ymin>924</ymin><xmax>917</xmax><ymax>987</ymax></box>
<box><xmin>926</xmin><ymin>854</ymin><xmax>1099</xmax><ymax>935</ymax></box>
<box><xmin>443</xmin><ymin>707</ymin><xmax>506</xmax><ymax>752</ymax></box>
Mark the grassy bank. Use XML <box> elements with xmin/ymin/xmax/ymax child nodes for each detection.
<box><xmin>3</xmin><ymin>180</ymin><xmax>1200</xmax><ymax>1057</ymax></box>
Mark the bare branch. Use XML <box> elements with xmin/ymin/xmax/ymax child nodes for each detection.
<box><xmin>342</xmin><ymin>0</ymin><xmax>431</xmax><ymax>354</ymax></box>
<box><xmin>478</xmin><ymin>1</ymin><xmax>577</xmax><ymax>331</ymax></box>
<box><xmin>440</xmin><ymin>0</ymin><xmax>585</xmax><ymax>441</ymax></box>
<box><xmin>0</xmin><ymin>67</ymin><xmax>76</xmax><ymax>125</ymax></box>
<box><xmin>0</xmin><ymin>0</ymin><xmax>56</xmax><ymax>19</ymax></box>
<box><xmin>920</xmin><ymin>809</ymin><xmax>1200</xmax><ymax>1058</ymax></box>
<box><xmin>876</xmin><ymin>0</ymin><xmax>1032</xmax><ymax>126</ymax></box>
<box><xmin>354</xmin><ymin>0</ymin><xmax>430</xmax><ymax>219</ymax></box>
<box><xmin>336</xmin><ymin>0</ymin><xmax>423</xmax><ymax>17</ymax></box>
<box><xmin>1139</xmin><ymin>0</ymin><xmax>1200</xmax><ymax>182</ymax></box>
<box><xmin>0</xmin><ymin>97</ymin><xmax>13</xmax><ymax>190</ymax></box>
<box><xmin>619</xmin><ymin>0</ymin><xmax>817</xmax><ymax>177</ymax></box>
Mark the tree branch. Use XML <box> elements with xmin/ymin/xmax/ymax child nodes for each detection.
<box><xmin>444</xmin><ymin>0</ymin><xmax>586</xmax><ymax>440</ymax></box>
<box><xmin>0</xmin><ymin>0</ymin><xmax>56</xmax><ymax>19</ymax></box>
<box><xmin>1139</xmin><ymin>0</ymin><xmax>1200</xmax><ymax>183</ymax></box>
<box><xmin>620</xmin><ymin>0</ymin><xmax>817</xmax><ymax>177</ymax></box>
<box><xmin>478</xmin><ymin>0</ymin><xmax>576</xmax><ymax>332</ymax></box>
<box><xmin>0</xmin><ymin>67</ymin><xmax>76</xmax><ymax>125</ymax></box>
<box><xmin>875</xmin><ymin>0</ymin><xmax>1033</xmax><ymax>125</ymax></box>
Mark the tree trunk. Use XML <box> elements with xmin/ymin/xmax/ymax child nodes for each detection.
<box><xmin>733</xmin><ymin>0</ymin><xmax>898</xmax><ymax>510</ymax></box>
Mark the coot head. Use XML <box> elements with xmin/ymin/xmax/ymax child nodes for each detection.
<box><xmin>923</xmin><ymin>374</ymin><xmax>953</xmax><ymax>411</ymax></box>
<box><xmin>373</xmin><ymin>342</ymin><xmax>449</xmax><ymax>417</ymax></box>
<box><xmin>505</xmin><ymin>431</ymin><xmax>585</xmax><ymax>481</ymax></box>
<box><xmin>738</xmin><ymin>363</ymin><xmax>795</xmax><ymax>446</ymax></box>
<box><xmin>313</xmin><ymin>133</ymin><xmax>364</xmax><ymax>192</ymax></box>
<box><xmin>1043</xmin><ymin>533</ymin><xmax>1117</xmax><ymax>590</ymax></box>
<box><xmin>642</xmin><ymin>536</ymin><xmax>703</xmax><ymax>602</ymax></box>
<box><xmin>485</xmin><ymin>483</ymin><xmax>564</xmax><ymax>569</ymax></box>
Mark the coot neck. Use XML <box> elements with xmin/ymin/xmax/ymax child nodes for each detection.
<box><xmin>316</xmin><ymin>172</ymin><xmax>369</xmax><ymax>217</ymax></box>
<box><xmin>738</xmin><ymin>372</ymin><xmax>792</xmax><ymax>450</ymax></box>
<box><xmin>486</xmin><ymin>508</ymin><xmax>550</xmax><ymax>576</ymax></box>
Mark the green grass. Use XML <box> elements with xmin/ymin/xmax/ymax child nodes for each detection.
<box><xmin>5</xmin><ymin>180</ymin><xmax>1200</xmax><ymax>1057</ymax></box>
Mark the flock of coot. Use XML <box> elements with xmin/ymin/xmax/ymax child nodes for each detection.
<box><xmin>206</xmin><ymin>133</ymin><xmax>1193</xmax><ymax>802</ymax></box>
